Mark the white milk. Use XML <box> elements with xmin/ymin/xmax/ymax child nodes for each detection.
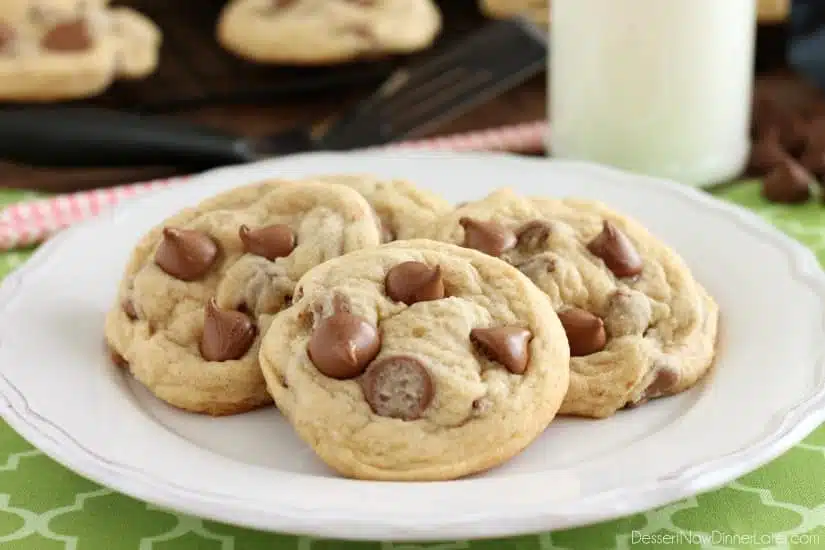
<box><xmin>549</xmin><ymin>0</ymin><xmax>757</xmax><ymax>187</ymax></box>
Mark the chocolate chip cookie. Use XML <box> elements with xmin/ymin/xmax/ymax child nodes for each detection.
<box><xmin>105</xmin><ymin>179</ymin><xmax>383</xmax><ymax>416</ymax></box>
<box><xmin>216</xmin><ymin>0</ymin><xmax>442</xmax><ymax>65</ymax></box>
<box><xmin>480</xmin><ymin>0</ymin><xmax>548</xmax><ymax>25</ymax></box>
<box><xmin>0</xmin><ymin>0</ymin><xmax>160</xmax><ymax>101</ymax></box>
<box><xmin>258</xmin><ymin>239</ymin><xmax>570</xmax><ymax>480</ymax></box>
<box><xmin>292</xmin><ymin>174</ymin><xmax>453</xmax><ymax>242</ymax></box>
<box><xmin>432</xmin><ymin>188</ymin><xmax>719</xmax><ymax>418</ymax></box>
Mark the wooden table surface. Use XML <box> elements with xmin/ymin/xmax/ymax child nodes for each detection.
<box><xmin>1</xmin><ymin>30</ymin><xmax>823</xmax><ymax>194</ymax></box>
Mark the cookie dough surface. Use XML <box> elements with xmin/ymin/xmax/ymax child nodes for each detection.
<box><xmin>433</xmin><ymin>188</ymin><xmax>719</xmax><ymax>418</ymax></box>
<box><xmin>291</xmin><ymin>174</ymin><xmax>453</xmax><ymax>241</ymax></box>
<box><xmin>105</xmin><ymin>179</ymin><xmax>382</xmax><ymax>415</ymax></box>
<box><xmin>217</xmin><ymin>0</ymin><xmax>442</xmax><ymax>65</ymax></box>
<box><xmin>0</xmin><ymin>0</ymin><xmax>160</xmax><ymax>101</ymax></box>
<box><xmin>259</xmin><ymin>239</ymin><xmax>569</xmax><ymax>481</ymax></box>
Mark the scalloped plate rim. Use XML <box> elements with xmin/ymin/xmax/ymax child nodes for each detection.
<box><xmin>0</xmin><ymin>150</ymin><xmax>823</xmax><ymax>541</ymax></box>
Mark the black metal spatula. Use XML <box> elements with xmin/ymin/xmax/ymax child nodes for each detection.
<box><xmin>0</xmin><ymin>18</ymin><xmax>546</xmax><ymax>170</ymax></box>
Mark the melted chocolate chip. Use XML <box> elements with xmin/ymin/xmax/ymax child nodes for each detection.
<box><xmin>41</xmin><ymin>19</ymin><xmax>93</xmax><ymax>52</ymax></box>
<box><xmin>122</xmin><ymin>299</ymin><xmax>138</xmax><ymax>320</ymax></box>
<box><xmin>200</xmin><ymin>299</ymin><xmax>257</xmax><ymax>362</ymax></box>
<box><xmin>361</xmin><ymin>356</ymin><xmax>433</xmax><ymax>420</ymax></box>
<box><xmin>587</xmin><ymin>221</ymin><xmax>643</xmax><ymax>278</ymax></box>
<box><xmin>385</xmin><ymin>262</ymin><xmax>445</xmax><ymax>305</ymax></box>
<box><xmin>761</xmin><ymin>158</ymin><xmax>813</xmax><ymax>204</ymax></box>
<box><xmin>557</xmin><ymin>308</ymin><xmax>607</xmax><ymax>357</ymax></box>
<box><xmin>239</xmin><ymin>224</ymin><xmax>296</xmax><ymax>261</ymax></box>
<box><xmin>644</xmin><ymin>366</ymin><xmax>680</xmax><ymax>400</ymax></box>
<box><xmin>459</xmin><ymin>217</ymin><xmax>517</xmax><ymax>257</ymax></box>
<box><xmin>470</xmin><ymin>326</ymin><xmax>532</xmax><ymax>374</ymax></box>
<box><xmin>307</xmin><ymin>312</ymin><xmax>381</xmax><ymax>379</ymax></box>
<box><xmin>109</xmin><ymin>348</ymin><xmax>129</xmax><ymax>368</ymax></box>
<box><xmin>154</xmin><ymin>227</ymin><xmax>218</xmax><ymax>281</ymax></box>
<box><xmin>516</xmin><ymin>220</ymin><xmax>553</xmax><ymax>249</ymax></box>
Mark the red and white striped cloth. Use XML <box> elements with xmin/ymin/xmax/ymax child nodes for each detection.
<box><xmin>0</xmin><ymin>119</ymin><xmax>547</xmax><ymax>251</ymax></box>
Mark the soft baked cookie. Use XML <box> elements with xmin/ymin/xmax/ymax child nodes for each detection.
<box><xmin>432</xmin><ymin>189</ymin><xmax>719</xmax><ymax>419</ymax></box>
<box><xmin>258</xmin><ymin>239</ymin><xmax>570</xmax><ymax>480</ymax></box>
<box><xmin>480</xmin><ymin>0</ymin><xmax>549</xmax><ymax>25</ymax></box>
<box><xmin>293</xmin><ymin>174</ymin><xmax>453</xmax><ymax>241</ymax></box>
<box><xmin>105</xmin><ymin>179</ymin><xmax>382</xmax><ymax>416</ymax></box>
<box><xmin>0</xmin><ymin>0</ymin><xmax>161</xmax><ymax>101</ymax></box>
<box><xmin>216</xmin><ymin>0</ymin><xmax>442</xmax><ymax>65</ymax></box>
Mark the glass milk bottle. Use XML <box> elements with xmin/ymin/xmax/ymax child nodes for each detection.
<box><xmin>549</xmin><ymin>0</ymin><xmax>757</xmax><ymax>187</ymax></box>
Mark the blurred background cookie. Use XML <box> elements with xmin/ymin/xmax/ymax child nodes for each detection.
<box><xmin>217</xmin><ymin>0</ymin><xmax>442</xmax><ymax>65</ymax></box>
<box><xmin>480</xmin><ymin>0</ymin><xmax>548</xmax><ymax>25</ymax></box>
<box><xmin>0</xmin><ymin>0</ymin><xmax>161</xmax><ymax>101</ymax></box>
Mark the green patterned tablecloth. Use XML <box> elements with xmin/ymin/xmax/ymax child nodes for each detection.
<box><xmin>1</xmin><ymin>184</ymin><xmax>825</xmax><ymax>550</ymax></box>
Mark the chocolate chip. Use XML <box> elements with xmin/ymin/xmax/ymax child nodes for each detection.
<box><xmin>761</xmin><ymin>158</ymin><xmax>813</xmax><ymax>204</ymax></box>
<box><xmin>154</xmin><ymin>227</ymin><xmax>218</xmax><ymax>282</ymax></box>
<box><xmin>109</xmin><ymin>348</ymin><xmax>128</xmax><ymax>368</ymax></box>
<box><xmin>748</xmin><ymin>128</ymin><xmax>788</xmax><ymax>175</ymax></box>
<box><xmin>470</xmin><ymin>326</ymin><xmax>532</xmax><ymax>374</ymax></box>
<box><xmin>385</xmin><ymin>261</ymin><xmax>445</xmax><ymax>305</ymax></box>
<box><xmin>307</xmin><ymin>312</ymin><xmax>381</xmax><ymax>379</ymax></box>
<box><xmin>629</xmin><ymin>366</ymin><xmax>681</xmax><ymax>407</ymax></box>
<box><xmin>361</xmin><ymin>356</ymin><xmax>433</xmax><ymax>420</ymax></box>
<box><xmin>644</xmin><ymin>366</ymin><xmax>680</xmax><ymax>400</ymax></box>
<box><xmin>200</xmin><ymin>299</ymin><xmax>257</xmax><ymax>362</ymax></box>
<box><xmin>603</xmin><ymin>288</ymin><xmax>652</xmax><ymax>338</ymax></box>
<box><xmin>587</xmin><ymin>221</ymin><xmax>643</xmax><ymax>278</ymax></box>
<box><xmin>516</xmin><ymin>220</ymin><xmax>553</xmax><ymax>249</ymax></box>
<box><xmin>239</xmin><ymin>224</ymin><xmax>295</xmax><ymax>261</ymax></box>
<box><xmin>122</xmin><ymin>298</ymin><xmax>138</xmax><ymax>320</ymax></box>
<box><xmin>459</xmin><ymin>217</ymin><xmax>517</xmax><ymax>257</ymax></box>
<box><xmin>41</xmin><ymin>19</ymin><xmax>92</xmax><ymax>52</ymax></box>
<box><xmin>557</xmin><ymin>308</ymin><xmax>607</xmax><ymax>357</ymax></box>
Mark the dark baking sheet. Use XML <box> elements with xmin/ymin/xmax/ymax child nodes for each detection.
<box><xmin>90</xmin><ymin>0</ymin><xmax>488</xmax><ymax>111</ymax></box>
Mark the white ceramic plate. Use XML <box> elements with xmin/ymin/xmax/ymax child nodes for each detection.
<box><xmin>1</xmin><ymin>151</ymin><xmax>824</xmax><ymax>542</ymax></box>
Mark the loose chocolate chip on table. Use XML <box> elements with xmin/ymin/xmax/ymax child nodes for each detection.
<box><xmin>459</xmin><ymin>217</ymin><xmax>517</xmax><ymax>257</ymax></box>
<box><xmin>761</xmin><ymin>158</ymin><xmax>813</xmax><ymax>204</ymax></box>
<box><xmin>154</xmin><ymin>227</ymin><xmax>218</xmax><ymax>281</ymax></box>
<box><xmin>800</xmin><ymin>146</ymin><xmax>825</xmax><ymax>179</ymax></box>
<box><xmin>587</xmin><ymin>220</ymin><xmax>643</xmax><ymax>278</ymax></box>
<box><xmin>200</xmin><ymin>299</ymin><xmax>257</xmax><ymax>362</ymax></box>
<box><xmin>747</xmin><ymin>128</ymin><xmax>788</xmax><ymax>175</ymax></box>
<box><xmin>557</xmin><ymin>308</ymin><xmax>607</xmax><ymax>357</ymax></box>
<box><xmin>385</xmin><ymin>261</ymin><xmax>445</xmax><ymax>305</ymax></box>
<box><xmin>470</xmin><ymin>326</ymin><xmax>533</xmax><ymax>374</ymax></box>
<box><xmin>122</xmin><ymin>299</ymin><xmax>138</xmax><ymax>320</ymax></box>
<box><xmin>239</xmin><ymin>224</ymin><xmax>296</xmax><ymax>261</ymax></box>
<box><xmin>752</xmin><ymin>98</ymin><xmax>808</xmax><ymax>155</ymax></box>
<box><xmin>308</xmin><ymin>311</ymin><xmax>381</xmax><ymax>379</ymax></box>
<box><xmin>361</xmin><ymin>356</ymin><xmax>433</xmax><ymax>420</ymax></box>
<box><xmin>516</xmin><ymin>220</ymin><xmax>553</xmax><ymax>249</ymax></box>
<box><xmin>41</xmin><ymin>19</ymin><xmax>92</xmax><ymax>52</ymax></box>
